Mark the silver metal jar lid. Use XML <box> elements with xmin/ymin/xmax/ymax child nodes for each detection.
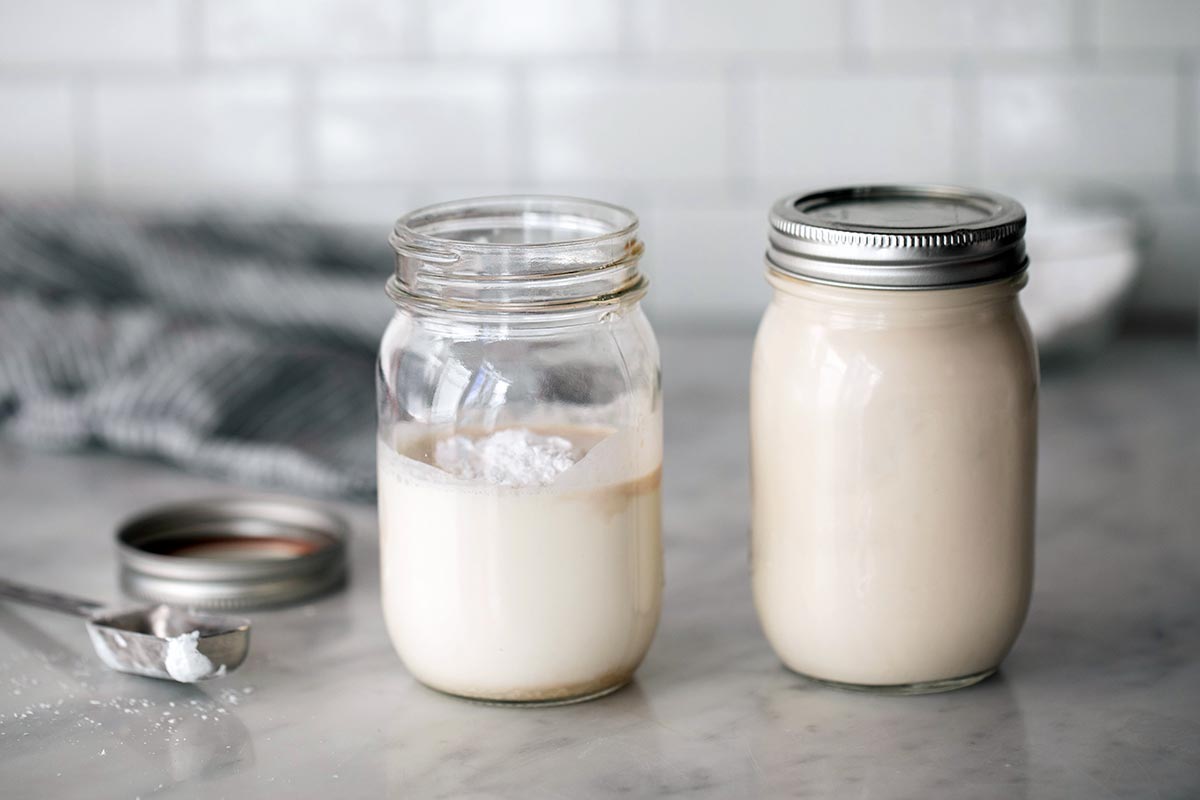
<box><xmin>767</xmin><ymin>184</ymin><xmax>1028</xmax><ymax>289</ymax></box>
<box><xmin>116</xmin><ymin>497</ymin><xmax>349</xmax><ymax>610</ymax></box>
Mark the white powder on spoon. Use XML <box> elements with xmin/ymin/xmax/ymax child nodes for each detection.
<box><xmin>163</xmin><ymin>631</ymin><xmax>214</xmax><ymax>683</ymax></box>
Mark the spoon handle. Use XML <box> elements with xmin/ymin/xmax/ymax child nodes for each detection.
<box><xmin>0</xmin><ymin>578</ymin><xmax>105</xmax><ymax>618</ymax></box>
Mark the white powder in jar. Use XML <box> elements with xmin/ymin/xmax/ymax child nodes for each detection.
<box><xmin>434</xmin><ymin>428</ymin><xmax>580</xmax><ymax>487</ymax></box>
<box><xmin>164</xmin><ymin>631</ymin><xmax>215</xmax><ymax>683</ymax></box>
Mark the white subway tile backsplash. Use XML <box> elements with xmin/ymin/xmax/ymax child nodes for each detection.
<box><xmin>300</xmin><ymin>184</ymin><xmax>415</xmax><ymax>230</ymax></box>
<box><xmin>0</xmin><ymin>0</ymin><xmax>1193</xmax><ymax>317</ymax></box>
<box><xmin>643</xmin><ymin>200</ymin><xmax>770</xmax><ymax>322</ymax></box>
<box><xmin>634</xmin><ymin>0</ymin><xmax>840</xmax><ymax>54</ymax></box>
<box><xmin>302</xmin><ymin>182</ymin><xmax>638</xmax><ymax>229</ymax></box>
<box><xmin>314</xmin><ymin>68</ymin><xmax>512</xmax><ymax>183</ymax></box>
<box><xmin>1095</xmin><ymin>0</ymin><xmax>1200</xmax><ymax>50</ymax></box>
<box><xmin>93</xmin><ymin>73</ymin><xmax>297</xmax><ymax>200</ymax></box>
<box><xmin>1123</xmin><ymin>195</ymin><xmax>1200</xmax><ymax>314</ymax></box>
<box><xmin>0</xmin><ymin>0</ymin><xmax>182</xmax><ymax>65</ymax></box>
<box><xmin>411</xmin><ymin>182</ymin><xmax>649</xmax><ymax>213</ymax></box>
<box><xmin>203</xmin><ymin>0</ymin><xmax>408</xmax><ymax>60</ymax></box>
<box><xmin>1132</xmin><ymin>198</ymin><xmax>1200</xmax><ymax>315</ymax></box>
<box><xmin>528</xmin><ymin>71</ymin><xmax>728</xmax><ymax>182</ymax></box>
<box><xmin>751</xmin><ymin>74</ymin><xmax>957</xmax><ymax>187</ymax></box>
<box><xmin>428</xmin><ymin>0</ymin><xmax>621</xmax><ymax>55</ymax></box>
<box><xmin>978</xmin><ymin>71</ymin><xmax>1177</xmax><ymax>181</ymax></box>
<box><xmin>1195</xmin><ymin>75</ymin><xmax>1200</xmax><ymax>182</ymax></box>
<box><xmin>852</xmin><ymin>0</ymin><xmax>1074</xmax><ymax>54</ymax></box>
<box><xmin>0</xmin><ymin>81</ymin><xmax>74</xmax><ymax>195</ymax></box>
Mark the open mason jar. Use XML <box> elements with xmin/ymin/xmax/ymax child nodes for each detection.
<box><xmin>377</xmin><ymin>196</ymin><xmax>662</xmax><ymax>705</ymax></box>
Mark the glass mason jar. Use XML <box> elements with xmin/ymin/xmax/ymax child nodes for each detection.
<box><xmin>751</xmin><ymin>185</ymin><xmax>1038</xmax><ymax>694</ymax></box>
<box><xmin>376</xmin><ymin>196</ymin><xmax>662</xmax><ymax>705</ymax></box>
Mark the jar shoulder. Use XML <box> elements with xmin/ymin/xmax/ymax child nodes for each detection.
<box><xmin>752</xmin><ymin>297</ymin><xmax>1039</xmax><ymax>395</ymax></box>
<box><xmin>378</xmin><ymin>306</ymin><xmax>661</xmax><ymax>428</ymax></box>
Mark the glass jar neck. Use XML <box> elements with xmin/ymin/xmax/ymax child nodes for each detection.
<box><xmin>766</xmin><ymin>271</ymin><xmax>1026</xmax><ymax>326</ymax></box>
<box><xmin>388</xmin><ymin>196</ymin><xmax>646</xmax><ymax>313</ymax></box>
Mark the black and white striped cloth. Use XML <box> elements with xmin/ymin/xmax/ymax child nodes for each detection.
<box><xmin>0</xmin><ymin>205</ymin><xmax>395</xmax><ymax>497</ymax></box>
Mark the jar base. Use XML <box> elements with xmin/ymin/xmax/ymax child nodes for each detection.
<box><xmin>417</xmin><ymin>677</ymin><xmax>632</xmax><ymax>707</ymax></box>
<box><xmin>788</xmin><ymin>666</ymin><xmax>997</xmax><ymax>696</ymax></box>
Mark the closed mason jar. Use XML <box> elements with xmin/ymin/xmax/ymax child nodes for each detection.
<box><xmin>751</xmin><ymin>186</ymin><xmax>1038</xmax><ymax>694</ymax></box>
<box><xmin>376</xmin><ymin>196</ymin><xmax>662</xmax><ymax>705</ymax></box>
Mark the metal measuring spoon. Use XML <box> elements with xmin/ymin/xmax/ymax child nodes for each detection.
<box><xmin>0</xmin><ymin>578</ymin><xmax>249</xmax><ymax>683</ymax></box>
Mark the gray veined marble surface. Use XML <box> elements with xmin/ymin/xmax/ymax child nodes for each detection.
<box><xmin>0</xmin><ymin>332</ymin><xmax>1197</xmax><ymax>799</ymax></box>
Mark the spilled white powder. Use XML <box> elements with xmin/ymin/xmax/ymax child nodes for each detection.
<box><xmin>434</xmin><ymin>428</ymin><xmax>579</xmax><ymax>487</ymax></box>
<box><xmin>163</xmin><ymin>631</ymin><xmax>214</xmax><ymax>683</ymax></box>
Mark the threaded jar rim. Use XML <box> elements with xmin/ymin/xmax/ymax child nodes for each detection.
<box><xmin>388</xmin><ymin>195</ymin><xmax>646</xmax><ymax>311</ymax></box>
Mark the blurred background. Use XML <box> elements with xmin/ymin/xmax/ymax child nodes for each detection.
<box><xmin>0</xmin><ymin>0</ymin><xmax>1197</xmax><ymax>494</ymax></box>
<box><xmin>1</xmin><ymin>0</ymin><xmax>1196</xmax><ymax>328</ymax></box>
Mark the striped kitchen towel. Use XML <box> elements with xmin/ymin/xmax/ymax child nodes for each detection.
<box><xmin>0</xmin><ymin>204</ymin><xmax>395</xmax><ymax>497</ymax></box>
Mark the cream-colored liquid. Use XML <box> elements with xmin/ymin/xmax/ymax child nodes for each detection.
<box><xmin>378</xmin><ymin>425</ymin><xmax>662</xmax><ymax>703</ymax></box>
<box><xmin>751</xmin><ymin>277</ymin><xmax>1038</xmax><ymax>687</ymax></box>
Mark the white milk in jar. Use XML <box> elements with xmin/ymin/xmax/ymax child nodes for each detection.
<box><xmin>379</xmin><ymin>424</ymin><xmax>661</xmax><ymax>703</ymax></box>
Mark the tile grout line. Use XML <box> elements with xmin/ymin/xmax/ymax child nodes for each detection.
<box><xmin>403</xmin><ymin>0</ymin><xmax>431</xmax><ymax>58</ymax></box>
<box><xmin>507</xmin><ymin>62</ymin><xmax>532</xmax><ymax>187</ymax></box>
<box><xmin>725</xmin><ymin>57</ymin><xmax>756</xmax><ymax>200</ymax></box>
<box><xmin>1177</xmin><ymin>53</ymin><xmax>1198</xmax><ymax>198</ymax></box>
<box><xmin>1071</xmin><ymin>0</ymin><xmax>1098</xmax><ymax>63</ymax></box>
<box><xmin>618</xmin><ymin>0</ymin><xmax>637</xmax><ymax>57</ymax></box>
<box><xmin>70</xmin><ymin>74</ymin><xmax>97</xmax><ymax>201</ymax></box>
<box><xmin>293</xmin><ymin>65</ymin><xmax>319</xmax><ymax>193</ymax></box>
<box><xmin>952</xmin><ymin>59</ymin><xmax>980</xmax><ymax>184</ymax></box>
<box><xmin>180</xmin><ymin>0</ymin><xmax>206</xmax><ymax>72</ymax></box>
<box><xmin>840</xmin><ymin>0</ymin><xmax>864</xmax><ymax>72</ymax></box>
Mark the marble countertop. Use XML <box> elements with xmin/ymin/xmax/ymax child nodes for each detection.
<box><xmin>1</xmin><ymin>333</ymin><xmax>1197</xmax><ymax>799</ymax></box>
